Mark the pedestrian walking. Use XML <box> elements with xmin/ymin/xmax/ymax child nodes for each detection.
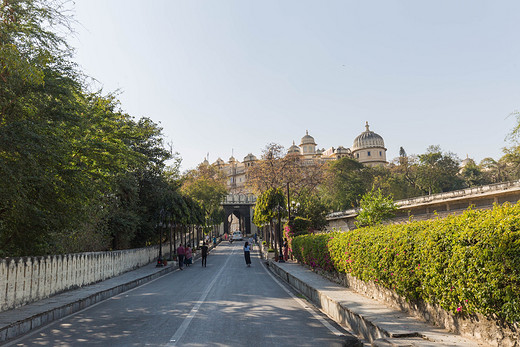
<box><xmin>201</xmin><ymin>241</ymin><xmax>208</xmax><ymax>267</ymax></box>
<box><xmin>283</xmin><ymin>238</ymin><xmax>289</xmax><ymax>261</ymax></box>
<box><xmin>177</xmin><ymin>243</ymin><xmax>185</xmax><ymax>270</ymax></box>
<box><xmin>184</xmin><ymin>243</ymin><xmax>193</xmax><ymax>267</ymax></box>
<box><xmin>244</xmin><ymin>241</ymin><xmax>251</xmax><ymax>267</ymax></box>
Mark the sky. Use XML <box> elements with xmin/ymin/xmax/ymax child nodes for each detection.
<box><xmin>68</xmin><ymin>0</ymin><xmax>520</xmax><ymax>172</ymax></box>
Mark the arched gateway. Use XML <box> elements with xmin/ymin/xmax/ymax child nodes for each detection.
<box><xmin>221</xmin><ymin>194</ymin><xmax>257</xmax><ymax>236</ymax></box>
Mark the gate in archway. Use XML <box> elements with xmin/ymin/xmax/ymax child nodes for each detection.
<box><xmin>221</xmin><ymin>194</ymin><xmax>257</xmax><ymax>236</ymax></box>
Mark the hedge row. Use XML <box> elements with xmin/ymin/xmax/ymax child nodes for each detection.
<box><xmin>291</xmin><ymin>202</ymin><xmax>520</xmax><ymax>324</ymax></box>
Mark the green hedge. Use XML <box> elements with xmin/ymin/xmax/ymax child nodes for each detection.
<box><xmin>291</xmin><ymin>202</ymin><xmax>520</xmax><ymax>324</ymax></box>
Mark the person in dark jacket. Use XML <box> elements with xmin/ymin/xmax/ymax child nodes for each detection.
<box><xmin>244</xmin><ymin>241</ymin><xmax>251</xmax><ymax>267</ymax></box>
<box><xmin>201</xmin><ymin>242</ymin><xmax>209</xmax><ymax>267</ymax></box>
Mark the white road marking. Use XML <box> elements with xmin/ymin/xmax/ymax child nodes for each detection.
<box><xmin>261</xmin><ymin>261</ymin><xmax>345</xmax><ymax>337</ymax></box>
<box><xmin>166</xmin><ymin>246</ymin><xmax>235</xmax><ymax>346</ymax></box>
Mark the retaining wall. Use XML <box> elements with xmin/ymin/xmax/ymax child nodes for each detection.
<box><xmin>0</xmin><ymin>244</ymin><xmax>169</xmax><ymax>313</ymax></box>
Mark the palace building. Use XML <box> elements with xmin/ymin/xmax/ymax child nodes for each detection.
<box><xmin>205</xmin><ymin>122</ymin><xmax>387</xmax><ymax>193</ymax></box>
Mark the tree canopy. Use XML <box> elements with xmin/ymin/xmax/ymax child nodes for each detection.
<box><xmin>0</xmin><ymin>0</ymin><xmax>203</xmax><ymax>256</ymax></box>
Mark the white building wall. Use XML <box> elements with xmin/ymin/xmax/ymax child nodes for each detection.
<box><xmin>0</xmin><ymin>244</ymin><xmax>169</xmax><ymax>313</ymax></box>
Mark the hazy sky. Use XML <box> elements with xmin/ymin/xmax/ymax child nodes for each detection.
<box><xmin>69</xmin><ymin>1</ymin><xmax>520</xmax><ymax>171</ymax></box>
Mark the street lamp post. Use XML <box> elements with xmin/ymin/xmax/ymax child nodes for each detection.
<box><xmin>156</xmin><ymin>209</ymin><xmax>165</xmax><ymax>267</ymax></box>
<box><xmin>277</xmin><ymin>204</ymin><xmax>285</xmax><ymax>263</ymax></box>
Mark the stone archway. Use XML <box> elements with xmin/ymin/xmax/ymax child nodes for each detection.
<box><xmin>223</xmin><ymin>205</ymin><xmax>252</xmax><ymax>236</ymax></box>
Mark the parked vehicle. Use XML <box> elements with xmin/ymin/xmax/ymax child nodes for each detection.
<box><xmin>232</xmin><ymin>231</ymin><xmax>243</xmax><ymax>241</ymax></box>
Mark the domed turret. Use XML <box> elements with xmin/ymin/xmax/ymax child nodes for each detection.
<box><xmin>352</xmin><ymin>122</ymin><xmax>385</xmax><ymax>151</ymax></box>
<box><xmin>243</xmin><ymin>153</ymin><xmax>257</xmax><ymax>162</ymax></box>
<box><xmin>243</xmin><ymin>153</ymin><xmax>257</xmax><ymax>168</ymax></box>
<box><xmin>351</xmin><ymin>122</ymin><xmax>387</xmax><ymax>167</ymax></box>
<box><xmin>288</xmin><ymin>140</ymin><xmax>301</xmax><ymax>155</ymax></box>
<box><xmin>335</xmin><ymin>146</ymin><xmax>351</xmax><ymax>159</ymax></box>
<box><xmin>300</xmin><ymin>130</ymin><xmax>316</xmax><ymax>146</ymax></box>
<box><xmin>214</xmin><ymin>157</ymin><xmax>225</xmax><ymax>168</ymax></box>
<box><xmin>300</xmin><ymin>130</ymin><xmax>317</xmax><ymax>156</ymax></box>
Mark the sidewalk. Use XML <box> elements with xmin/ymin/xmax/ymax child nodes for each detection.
<box><xmin>0</xmin><ymin>259</ymin><xmax>179</xmax><ymax>343</ymax></box>
<box><xmin>267</xmin><ymin>260</ymin><xmax>491</xmax><ymax>347</ymax></box>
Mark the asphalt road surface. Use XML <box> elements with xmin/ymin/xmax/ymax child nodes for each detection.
<box><xmin>6</xmin><ymin>242</ymin><xmax>357</xmax><ymax>347</ymax></box>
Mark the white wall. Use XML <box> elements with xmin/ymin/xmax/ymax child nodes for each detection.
<box><xmin>0</xmin><ymin>244</ymin><xmax>169</xmax><ymax>312</ymax></box>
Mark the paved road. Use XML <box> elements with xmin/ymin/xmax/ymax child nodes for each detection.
<box><xmin>5</xmin><ymin>242</ymin><xmax>355</xmax><ymax>347</ymax></box>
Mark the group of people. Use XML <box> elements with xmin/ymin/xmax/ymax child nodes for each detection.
<box><xmin>175</xmin><ymin>235</ymin><xmax>289</xmax><ymax>270</ymax></box>
<box><xmin>176</xmin><ymin>242</ymin><xmax>209</xmax><ymax>270</ymax></box>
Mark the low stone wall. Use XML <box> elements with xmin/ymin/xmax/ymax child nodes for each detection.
<box><xmin>0</xmin><ymin>244</ymin><xmax>169</xmax><ymax>313</ymax></box>
<box><xmin>315</xmin><ymin>267</ymin><xmax>519</xmax><ymax>347</ymax></box>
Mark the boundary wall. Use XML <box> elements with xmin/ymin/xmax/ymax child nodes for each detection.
<box><xmin>327</xmin><ymin>180</ymin><xmax>520</xmax><ymax>230</ymax></box>
<box><xmin>0</xmin><ymin>244</ymin><xmax>169</xmax><ymax>313</ymax></box>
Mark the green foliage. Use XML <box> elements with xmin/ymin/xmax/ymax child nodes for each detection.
<box><xmin>0</xmin><ymin>0</ymin><xmax>205</xmax><ymax>256</ymax></box>
<box><xmin>460</xmin><ymin>159</ymin><xmax>485</xmax><ymax>187</ymax></box>
<box><xmin>291</xmin><ymin>216</ymin><xmax>312</xmax><ymax>235</ymax></box>
<box><xmin>415</xmin><ymin>145</ymin><xmax>464</xmax><ymax>194</ymax></box>
<box><xmin>292</xmin><ymin>203</ymin><xmax>520</xmax><ymax>324</ymax></box>
<box><xmin>355</xmin><ymin>188</ymin><xmax>397</xmax><ymax>228</ymax></box>
<box><xmin>320</xmin><ymin>158</ymin><xmax>370</xmax><ymax>211</ymax></box>
<box><xmin>181</xmin><ymin>161</ymin><xmax>227</xmax><ymax>228</ymax></box>
<box><xmin>253</xmin><ymin>187</ymin><xmax>286</xmax><ymax>227</ymax></box>
<box><xmin>291</xmin><ymin>189</ymin><xmax>327</xmax><ymax>230</ymax></box>
<box><xmin>291</xmin><ymin>233</ymin><xmax>335</xmax><ymax>272</ymax></box>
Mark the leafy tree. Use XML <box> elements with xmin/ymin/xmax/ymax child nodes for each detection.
<box><xmin>181</xmin><ymin>161</ymin><xmax>227</xmax><ymax>230</ymax></box>
<box><xmin>320</xmin><ymin>157</ymin><xmax>371</xmax><ymax>211</ymax></box>
<box><xmin>0</xmin><ymin>0</ymin><xmax>186</xmax><ymax>256</ymax></box>
<box><xmin>246</xmin><ymin>143</ymin><xmax>324</xmax><ymax>198</ymax></box>
<box><xmin>253</xmin><ymin>187</ymin><xmax>286</xmax><ymax>249</ymax></box>
<box><xmin>460</xmin><ymin>159</ymin><xmax>485</xmax><ymax>187</ymax></box>
<box><xmin>480</xmin><ymin>157</ymin><xmax>510</xmax><ymax>183</ymax></box>
<box><xmin>290</xmin><ymin>189</ymin><xmax>327</xmax><ymax>231</ymax></box>
<box><xmin>415</xmin><ymin>145</ymin><xmax>464</xmax><ymax>194</ymax></box>
<box><xmin>253</xmin><ymin>187</ymin><xmax>287</xmax><ymax>227</ymax></box>
<box><xmin>355</xmin><ymin>188</ymin><xmax>397</xmax><ymax>228</ymax></box>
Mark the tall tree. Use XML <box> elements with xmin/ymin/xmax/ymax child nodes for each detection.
<box><xmin>355</xmin><ymin>188</ymin><xmax>397</xmax><ymax>228</ymax></box>
<box><xmin>181</xmin><ymin>162</ymin><xmax>227</xmax><ymax>230</ymax></box>
<box><xmin>415</xmin><ymin>145</ymin><xmax>463</xmax><ymax>195</ymax></box>
<box><xmin>246</xmin><ymin>143</ymin><xmax>324</xmax><ymax>198</ymax></box>
<box><xmin>320</xmin><ymin>157</ymin><xmax>371</xmax><ymax>211</ymax></box>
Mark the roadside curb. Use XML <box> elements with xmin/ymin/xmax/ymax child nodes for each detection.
<box><xmin>268</xmin><ymin>260</ymin><xmax>486</xmax><ymax>347</ymax></box>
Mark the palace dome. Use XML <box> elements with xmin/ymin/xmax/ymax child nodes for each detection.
<box><xmin>300</xmin><ymin>130</ymin><xmax>316</xmax><ymax>146</ymax></box>
<box><xmin>352</xmin><ymin>122</ymin><xmax>385</xmax><ymax>151</ymax></box>
<box><xmin>243</xmin><ymin>153</ymin><xmax>257</xmax><ymax>162</ymax></box>
<box><xmin>288</xmin><ymin>141</ymin><xmax>300</xmax><ymax>154</ymax></box>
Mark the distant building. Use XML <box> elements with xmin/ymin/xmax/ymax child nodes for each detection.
<box><xmin>208</xmin><ymin>122</ymin><xmax>387</xmax><ymax>193</ymax></box>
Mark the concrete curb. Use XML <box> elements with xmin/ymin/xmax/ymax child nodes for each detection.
<box><xmin>0</xmin><ymin>264</ymin><xmax>176</xmax><ymax>343</ymax></box>
<box><xmin>268</xmin><ymin>260</ymin><xmax>487</xmax><ymax>347</ymax></box>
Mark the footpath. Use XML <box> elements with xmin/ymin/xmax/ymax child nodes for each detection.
<box><xmin>268</xmin><ymin>260</ymin><xmax>490</xmax><ymax>347</ymax></box>
<box><xmin>0</xmin><ymin>244</ymin><xmax>490</xmax><ymax>346</ymax></box>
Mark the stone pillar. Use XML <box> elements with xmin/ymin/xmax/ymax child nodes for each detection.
<box><xmin>6</xmin><ymin>259</ymin><xmax>16</xmax><ymax>309</ymax></box>
<box><xmin>23</xmin><ymin>257</ymin><xmax>32</xmax><ymax>307</ymax></box>
<box><xmin>0</xmin><ymin>259</ymin><xmax>6</xmax><ymax>311</ymax></box>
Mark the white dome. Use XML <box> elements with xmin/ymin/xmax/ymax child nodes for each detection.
<box><xmin>288</xmin><ymin>140</ymin><xmax>300</xmax><ymax>154</ymax></box>
<box><xmin>243</xmin><ymin>153</ymin><xmax>257</xmax><ymax>162</ymax></box>
<box><xmin>300</xmin><ymin>130</ymin><xmax>316</xmax><ymax>146</ymax></box>
<box><xmin>352</xmin><ymin>122</ymin><xmax>385</xmax><ymax>151</ymax></box>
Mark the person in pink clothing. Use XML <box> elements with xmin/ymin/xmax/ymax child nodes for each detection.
<box><xmin>184</xmin><ymin>244</ymin><xmax>193</xmax><ymax>267</ymax></box>
<box><xmin>176</xmin><ymin>244</ymin><xmax>185</xmax><ymax>270</ymax></box>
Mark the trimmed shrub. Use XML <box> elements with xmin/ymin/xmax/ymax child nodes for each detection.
<box><xmin>292</xmin><ymin>202</ymin><xmax>520</xmax><ymax>324</ymax></box>
<box><xmin>292</xmin><ymin>216</ymin><xmax>312</xmax><ymax>236</ymax></box>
